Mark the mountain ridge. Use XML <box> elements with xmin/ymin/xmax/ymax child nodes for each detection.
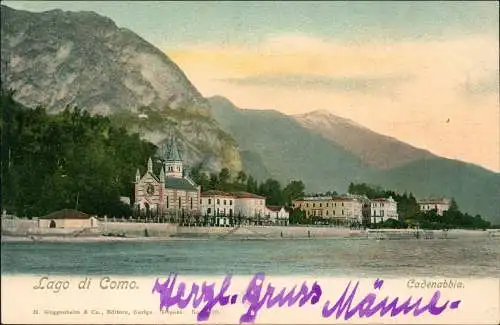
<box><xmin>293</xmin><ymin>109</ymin><xmax>436</xmax><ymax>170</ymax></box>
<box><xmin>208</xmin><ymin>95</ymin><xmax>500</xmax><ymax>223</ymax></box>
<box><xmin>0</xmin><ymin>5</ymin><xmax>242</xmax><ymax>173</ymax></box>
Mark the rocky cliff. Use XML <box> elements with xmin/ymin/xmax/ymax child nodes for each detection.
<box><xmin>0</xmin><ymin>5</ymin><xmax>241</xmax><ymax>172</ymax></box>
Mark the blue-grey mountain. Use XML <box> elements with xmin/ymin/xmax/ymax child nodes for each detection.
<box><xmin>208</xmin><ymin>96</ymin><xmax>500</xmax><ymax>224</ymax></box>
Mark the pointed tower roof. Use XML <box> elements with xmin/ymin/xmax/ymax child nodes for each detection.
<box><xmin>167</xmin><ymin>137</ymin><xmax>182</xmax><ymax>162</ymax></box>
<box><xmin>147</xmin><ymin>157</ymin><xmax>153</xmax><ymax>173</ymax></box>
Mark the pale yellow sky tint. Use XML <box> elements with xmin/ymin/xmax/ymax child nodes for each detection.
<box><xmin>165</xmin><ymin>34</ymin><xmax>499</xmax><ymax>172</ymax></box>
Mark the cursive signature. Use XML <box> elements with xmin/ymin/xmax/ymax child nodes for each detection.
<box><xmin>152</xmin><ymin>274</ymin><xmax>461</xmax><ymax>324</ymax></box>
<box><xmin>322</xmin><ymin>278</ymin><xmax>461</xmax><ymax>320</ymax></box>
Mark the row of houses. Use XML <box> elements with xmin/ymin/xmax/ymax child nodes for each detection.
<box><xmin>132</xmin><ymin>137</ymin><xmax>289</xmax><ymax>226</ymax></box>
<box><xmin>292</xmin><ymin>195</ymin><xmax>451</xmax><ymax>225</ymax></box>
<box><xmin>200</xmin><ymin>190</ymin><xmax>289</xmax><ymax>226</ymax></box>
<box><xmin>292</xmin><ymin>195</ymin><xmax>396</xmax><ymax>225</ymax></box>
<box><xmin>132</xmin><ymin>136</ymin><xmax>450</xmax><ymax>227</ymax></box>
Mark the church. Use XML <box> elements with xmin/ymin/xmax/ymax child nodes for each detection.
<box><xmin>133</xmin><ymin>137</ymin><xmax>201</xmax><ymax>221</ymax></box>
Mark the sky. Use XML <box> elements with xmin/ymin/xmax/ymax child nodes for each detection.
<box><xmin>4</xmin><ymin>1</ymin><xmax>500</xmax><ymax>172</ymax></box>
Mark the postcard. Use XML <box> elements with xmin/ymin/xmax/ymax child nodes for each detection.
<box><xmin>1</xmin><ymin>1</ymin><xmax>499</xmax><ymax>324</ymax></box>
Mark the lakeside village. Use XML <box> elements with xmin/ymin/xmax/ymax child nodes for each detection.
<box><xmin>4</xmin><ymin>135</ymin><xmax>490</xmax><ymax>235</ymax></box>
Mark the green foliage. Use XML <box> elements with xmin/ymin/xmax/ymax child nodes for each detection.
<box><xmin>1</xmin><ymin>90</ymin><xmax>156</xmax><ymax>217</ymax></box>
<box><xmin>289</xmin><ymin>208</ymin><xmax>309</xmax><ymax>225</ymax></box>
<box><xmin>189</xmin><ymin>165</ymin><xmax>305</xmax><ymax>208</ymax></box>
<box><xmin>374</xmin><ymin>218</ymin><xmax>408</xmax><ymax>229</ymax></box>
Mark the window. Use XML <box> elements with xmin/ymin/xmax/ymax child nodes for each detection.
<box><xmin>224</xmin><ymin>200</ymin><xmax>226</xmax><ymax>205</ymax></box>
<box><xmin>342</xmin><ymin>202</ymin><xmax>344</xmax><ymax>207</ymax></box>
<box><xmin>224</xmin><ymin>208</ymin><xmax>226</xmax><ymax>215</ymax></box>
<box><xmin>333</xmin><ymin>210</ymin><xmax>336</xmax><ymax>215</ymax></box>
<box><xmin>326</xmin><ymin>210</ymin><xmax>329</xmax><ymax>216</ymax></box>
<box><xmin>342</xmin><ymin>210</ymin><xmax>344</xmax><ymax>215</ymax></box>
<box><xmin>190</xmin><ymin>197</ymin><xmax>193</xmax><ymax>210</ymax></box>
<box><xmin>208</xmin><ymin>199</ymin><xmax>212</xmax><ymax>204</ymax></box>
<box><xmin>217</xmin><ymin>199</ymin><xmax>220</xmax><ymax>204</ymax></box>
<box><xmin>200</xmin><ymin>199</ymin><xmax>202</xmax><ymax>204</ymax></box>
<box><xmin>207</xmin><ymin>208</ymin><xmax>211</xmax><ymax>215</ymax></box>
<box><xmin>178</xmin><ymin>197</ymin><xmax>181</xmax><ymax>209</ymax></box>
<box><xmin>166</xmin><ymin>196</ymin><xmax>169</xmax><ymax>209</ymax></box>
<box><xmin>319</xmin><ymin>203</ymin><xmax>322</xmax><ymax>207</ymax></box>
<box><xmin>381</xmin><ymin>210</ymin><xmax>384</xmax><ymax>217</ymax></box>
<box><xmin>230</xmin><ymin>200</ymin><xmax>233</xmax><ymax>205</ymax></box>
<box><xmin>306</xmin><ymin>203</ymin><xmax>309</xmax><ymax>207</ymax></box>
<box><xmin>313</xmin><ymin>203</ymin><xmax>315</xmax><ymax>208</ymax></box>
<box><xmin>326</xmin><ymin>203</ymin><xmax>328</xmax><ymax>207</ymax></box>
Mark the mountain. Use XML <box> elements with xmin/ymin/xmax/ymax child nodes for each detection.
<box><xmin>374</xmin><ymin>158</ymin><xmax>500</xmax><ymax>223</ymax></box>
<box><xmin>208</xmin><ymin>96</ymin><xmax>500</xmax><ymax>224</ymax></box>
<box><xmin>294</xmin><ymin>110</ymin><xmax>435</xmax><ymax>170</ymax></box>
<box><xmin>0</xmin><ymin>5</ymin><xmax>242</xmax><ymax>172</ymax></box>
<box><xmin>208</xmin><ymin>95</ymin><xmax>377</xmax><ymax>190</ymax></box>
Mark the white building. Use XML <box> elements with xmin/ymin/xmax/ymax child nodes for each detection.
<box><xmin>418</xmin><ymin>198</ymin><xmax>451</xmax><ymax>216</ymax></box>
<box><xmin>200</xmin><ymin>190</ymin><xmax>236</xmax><ymax>226</ymax></box>
<box><xmin>37</xmin><ymin>209</ymin><xmax>99</xmax><ymax>229</ymax></box>
<box><xmin>200</xmin><ymin>190</ymin><xmax>292</xmax><ymax>226</ymax></box>
<box><xmin>371</xmin><ymin>196</ymin><xmax>398</xmax><ymax>224</ymax></box>
<box><xmin>233</xmin><ymin>191</ymin><xmax>266</xmax><ymax>221</ymax></box>
<box><xmin>265</xmin><ymin>206</ymin><xmax>290</xmax><ymax>225</ymax></box>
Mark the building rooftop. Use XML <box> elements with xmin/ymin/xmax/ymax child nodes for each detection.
<box><xmin>201</xmin><ymin>190</ymin><xmax>235</xmax><ymax>197</ymax></box>
<box><xmin>418</xmin><ymin>198</ymin><xmax>450</xmax><ymax>204</ymax></box>
<box><xmin>296</xmin><ymin>196</ymin><xmax>358</xmax><ymax>202</ymax></box>
<box><xmin>165</xmin><ymin>177</ymin><xmax>198</xmax><ymax>191</ymax></box>
<box><xmin>266</xmin><ymin>205</ymin><xmax>283</xmax><ymax>212</ymax></box>
<box><xmin>233</xmin><ymin>191</ymin><xmax>266</xmax><ymax>199</ymax></box>
<box><xmin>40</xmin><ymin>209</ymin><xmax>92</xmax><ymax>220</ymax></box>
<box><xmin>372</xmin><ymin>196</ymin><xmax>396</xmax><ymax>202</ymax></box>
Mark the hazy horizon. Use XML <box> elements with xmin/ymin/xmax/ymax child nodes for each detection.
<box><xmin>2</xmin><ymin>1</ymin><xmax>499</xmax><ymax>172</ymax></box>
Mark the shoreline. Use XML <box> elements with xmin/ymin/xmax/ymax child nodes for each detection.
<box><xmin>2</xmin><ymin>228</ymin><xmax>497</xmax><ymax>243</ymax></box>
<box><xmin>0</xmin><ymin>235</ymin><xmax>204</xmax><ymax>243</ymax></box>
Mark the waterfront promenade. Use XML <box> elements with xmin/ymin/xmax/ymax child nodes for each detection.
<box><xmin>2</xmin><ymin>217</ymin><xmax>497</xmax><ymax>242</ymax></box>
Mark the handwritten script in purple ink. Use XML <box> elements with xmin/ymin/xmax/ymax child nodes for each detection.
<box><xmin>322</xmin><ymin>278</ymin><xmax>462</xmax><ymax>320</ymax></box>
<box><xmin>152</xmin><ymin>275</ymin><xmax>462</xmax><ymax>323</ymax></box>
<box><xmin>151</xmin><ymin>272</ymin><xmax>232</xmax><ymax>321</ymax></box>
<box><xmin>240</xmin><ymin>272</ymin><xmax>322</xmax><ymax>323</ymax></box>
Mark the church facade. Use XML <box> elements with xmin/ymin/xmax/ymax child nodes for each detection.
<box><xmin>133</xmin><ymin>138</ymin><xmax>201</xmax><ymax>220</ymax></box>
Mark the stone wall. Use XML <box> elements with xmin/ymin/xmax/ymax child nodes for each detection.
<box><xmin>176</xmin><ymin>225</ymin><xmax>364</xmax><ymax>238</ymax></box>
<box><xmin>100</xmin><ymin>222</ymin><xmax>178</xmax><ymax>237</ymax></box>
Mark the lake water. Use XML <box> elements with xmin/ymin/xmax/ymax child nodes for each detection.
<box><xmin>2</xmin><ymin>237</ymin><xmax>499</xmax><ymax>277</ymax></box>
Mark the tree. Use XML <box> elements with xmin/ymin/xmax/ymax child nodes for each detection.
<box><xmin>258</xmin><ymin>178</ymin><xmax>283</xmax><ymax>206</ymax></box>
<box><xmin>246</xmin><ymin>175</ymin><xmax>258</xmax><ymax>194</ymax></box>
<box><xmin>236</xmin><ymin>170</ymin><xmax>247</xmax><ymax>184</ymax></box>
<box><xmin>0</xmin><ymin>93</ymin><xmax>157</xmax><ymax>218</ymax></box>
<box><xmin>209</xmin><ymin>173</ymin><xmax>220</xmax><ymax>190</ymax></box>
<box><xmin>449</xmin><ymin>198</ymin><xmax>459</xmax><ymax>212</ymax></box>
<box><xmin>283</xmin><ymin>180</ymin><xmax>305</xmax><ymax>207</ymax></box>
<box><xmin>219</xmin><ymin>168</ymin><xmax>231</xmax><ymax>190</ymax></box>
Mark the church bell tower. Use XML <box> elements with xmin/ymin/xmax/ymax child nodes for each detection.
<box><xmin>164</xmin><ymin>137</ymin><xmax>183</xmax><ymax>178</ymax></box>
